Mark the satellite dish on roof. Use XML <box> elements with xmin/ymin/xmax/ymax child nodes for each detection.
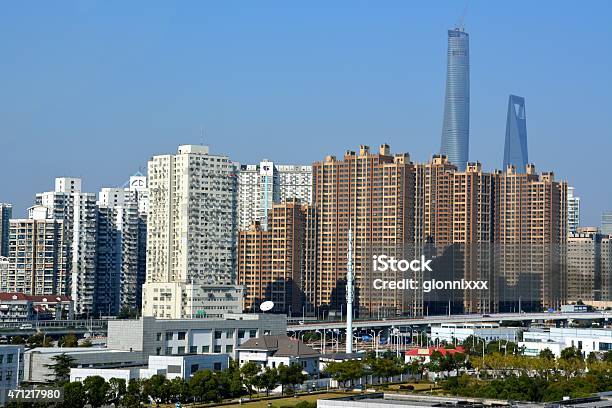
<box><xmin>260</xmin><ymin>301</ymin><xmax>275</xmax><ymax>312</ymax></box>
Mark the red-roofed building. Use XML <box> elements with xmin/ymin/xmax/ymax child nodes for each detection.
<box><xmin>404</xmin><ymin>346</ymin><xmax>465</xmax><ymax>364</ymax></box>
<box><xmin>0</xmin><ymin>292</ymin><xmax>73</xmax><ymax>321</ymax></box>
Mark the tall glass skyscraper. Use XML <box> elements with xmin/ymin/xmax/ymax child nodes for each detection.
<box><xmin>503</xmin><ymin>95</ymin><xmax>529</xmax><ymax>172</ymax></box>
<box><xmin>440</xmin><ymin>28</ymin><xmax>470</xmax><ymax>171</ymax></box>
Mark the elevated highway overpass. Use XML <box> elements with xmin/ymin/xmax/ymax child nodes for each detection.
<box><xmin>286</xmin><ymin>312</ymin><xmax>611</xmax><ymax>333</ymax></box>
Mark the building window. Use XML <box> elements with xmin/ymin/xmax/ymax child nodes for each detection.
<box><xmin>166</xmin><ymin>347</ymin><xmax>173</xmax><ymax>355</ymax></box>
<box><xmin>156</xmin><ymin>347</ymin><xmax>161</xmax><ymax>355</ymax></box>
<box><xmin>213</xmin><ymin>362</ymin><xmax>222</xmax><ymax>372</ymax></box>
<box><xmin>226</xmin><ymin>345</ymin><xmax>233</xmax><ymax>353</ymax></box>
<box><xmin>166</xmin><ymin>332</ymin><xmax>173</xmax><ymax>341</ymax></box>
<box><xmin>249</xmin><ymin>330</ymin><xmax>257</xmax><ymax>338</ymax></box>
<box><xmin>202</xmin><ymin>346</ymin><xmax>210</xmax><ymax>353</ymax></box>
<box><xmin>190</xmin><ymin>364</ymin><xmax>199</xmax><ymax>374</ymax></box>
<box><xmin>177</xmin><ymin>346</ymin><xmax>185</xmax><ymax>355</ymax></box>
<box><xmin>156</xmin><ymin>333</ymin><xmax>162</xmax><ymax>341</ymax></box>
<box><xmin>238</xmin><ymin>330</ymin><xmax>245</xmax><ymax>338</ymax></box>
<box><xmin>178</xmin><ymin>331</ymin><xmax>186</xmax><ymax>340</ymax></box>
<box><xmin>7</xmin><ymin>354</ymin><xmax>13</xmax><ymax>364</ymax></box>
<box><xmin>214</xmin><ymin>345</ymin><xmax>222</xmax><ymax>353</ymax></box>
<box><xmin>214</xmin><ymin>331</ymin><xmax>222</xmax><ymax>339</ymax></box>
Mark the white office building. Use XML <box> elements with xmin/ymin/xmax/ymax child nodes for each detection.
<box><xmin>237</xmin><ymin>161</ymin><xmax>312</xmax><ymax>231</ymax></box>
<box><xmin>430</xmin><ymin>323</ymin><xmax>522</xmax><ymax>343</ymax></box>
<box><xmin>70</xmin><ymin>354</ymin><xmax>228</xmax><ymax>383</ymax></box>
<box><xmin>519</xmin><ymin>327</ymin><xmax>612</xmax><ymax>357</ymax></box>
<box><xmin>143</xmin><ymin>145</ymin><xmax>239</xmax><ymax>318</ymax></box>
<box><xmin>107</xmin><ymin>314</ymin><xmax>286</xmax><ymax>359</ymax></box>
<box><xmin>568</xmin><ymin>186</ymin><xmax>580</xmax><ymax>234</ymax></box>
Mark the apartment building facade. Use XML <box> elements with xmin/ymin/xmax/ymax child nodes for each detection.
<box><xmin>237</xmin><ymin>160</ymin><xmax>312</xmax><ymax>231</ymax></box>
<box><xmin>143</xmin><ymin>145</ymin><xmax>241</xmax><ymax>318</ymax></box>
<box><xmin>305</xmin><ymin>144</ymin><xmax>415</xmax><ymax>318</ymax></box>
<box><xmin>237</xmin><ymin>200</ymin><xmax>307</xmax><ymax>313</ymax></box>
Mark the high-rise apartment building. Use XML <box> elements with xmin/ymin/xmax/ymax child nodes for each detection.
<box><xmin>567</xmin><ymin>228</ymin><xmax>602</xmax><ymax>302</ymax></box>
<box><xmin>35</xmin><ymin>178</ymin><xmax>98</xmax><ymax>316</ymax></box>
<box><xmin>601</xmin><ymin>236</ymin><xmax>612</xmax><ymax>301</ymax></box>
<box><xmin>0</xmin><ymin>204</ymin><xmax>12</xmax><ymax>257</ymax></box>
<box><xmin>601</xmin><ymin>211</ymin><xmax>612</xmax><ymax>236</ymax></box>
<box><xmin>503</xmin><ymin>95</ymin><xmax>529</xmax><ymax>173</ymax></box>
<box><xmin>452</xmin><ymin>162</ymin><xmax>495</xmax><ymax>314</ymax></box>
<box><xmin>3</xmin><ymin>206</ymin><xmax>67</xmax><ymax>295</ymax></box>
<box><xmin>237</xmin><ymin>161</ymin><xmax>312</xmax><ymax>231</ymax></box>
<box><xmin>567</xmin><ymin>187</ymin><xmax>581</xmax><ymax>234</ymax></box>
<box><xmin>305</xmin><ymin>144</ymin><xmax>415</xmax><ymax>318</ymax></box>
<box><xmin>95</xmin><ymin>187</ymin><xmax>142</xmax><ymax>316</ymax></box>
<box><xmin>142</xmin><ymin>145</ymin><xmax>241</xmax><ymax>319</ymax></box>
<box><xmin>440</xmin><ymin>28</ymin><xmax>470</xmax><ymax>171</ymax></box>
<box><xmin>413</xmin><ymin>158</ymin><xmax>494</xmax><ymax>315</ymax></box>
<box><xmin>238</xmin><ymin>199</ymin><xmax>307</xmax><ymax>314</ymax></box>
<box><xmin>494</xmin><ymin>164</ymin><xmax>567</xmax><ymax>311</ymax></box>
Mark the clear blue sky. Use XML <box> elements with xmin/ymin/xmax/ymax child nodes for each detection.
<box><xmin>1</xmin><ymin>1</ymin><xmax>611</xmax><ymax>224</ymax></box>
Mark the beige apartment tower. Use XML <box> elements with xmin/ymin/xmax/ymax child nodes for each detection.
<box><xmin>494</xmin><ymin>164</ymin><xmax>567</xmax><ymax>311</ymax></box>
<box><xmin>237</xmin><ymin>199</ymin><xmax>307</xmax><ymax>314</ymax></box>
<box><xmin>305</xmin><ymin>144</ymin><xmax>415</xmax><ymax>318</ymax></box>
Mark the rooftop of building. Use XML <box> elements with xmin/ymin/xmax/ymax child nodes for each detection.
<box><xmin>0</xmin><ymin>292</ymin><xmax>71</xmax><ymax>302</ymax></box>
<box><xmin>237</xmin><ymin>335</ymin><xmax>320</xmax><ymax>358</ymax></box>
<box><xmin>25</xmin><ymin>347</ymin><xmax>136</xmax><ymax>355</ymax></box>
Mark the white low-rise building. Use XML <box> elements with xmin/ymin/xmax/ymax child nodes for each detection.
<box><xmin>237</xmin><ymin>335</ymin><xmax>320</xmax><ymax>377</ymax></box>
<box><xmin>520</xmin><ymin>327</ymin><xmax>612</xmax><ymax>357</ymax></box>
<box><xmin>430</xmin><ymin>323</ymin><xmax>522</xmax><ymax>343</ymax></box>
<box><xmin>70</xmin><ymin>354</ymin><xmax>229</xmax><ymax>383</ymax></box>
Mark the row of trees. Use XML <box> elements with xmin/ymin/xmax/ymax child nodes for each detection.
<box><xmin>10</xmin><ymin>333</ymin><xmax>92</xmax><ymax>348</ymax></box>
<box><xmin>442</xmin><ymin>347</ymin><xmax>612</xmax><ymax>402</ymax></box>
<box><xmin>41</xmin><ymin>356</ymin><xmax>307</xmax><ymax>408</ymax></box>
<box><xmin>322</xmin><ymin>350</ymin><xmax>463</xmax><ymax>388</ymax></box>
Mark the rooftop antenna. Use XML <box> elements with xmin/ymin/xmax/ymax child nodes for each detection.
<box><xmin>200</xmin><ymin>126</ymin><xmax>205</xmax><ymax>146</ymax></box>
<box><xmin>457</xmin><ymin>1</ymin><xmax>469</xmax><ymax>30</ymax></box>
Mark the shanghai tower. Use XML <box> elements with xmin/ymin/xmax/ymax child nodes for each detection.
<box><xmin>503</xmin><ymin>94</ymin><xmax>528</xmax><ymax>172</ymax></box>
<box><xmin>440</xmin><ymin>27</ymin><xmax>470</xmax><ymax>170</ymax></box>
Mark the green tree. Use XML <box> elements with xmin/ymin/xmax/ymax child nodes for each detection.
<box><xmin>10</xmin><ymin>336</ymin><xmax>25</xmax><ymax>345</ymax></box>
<box><xmin>59</xmin><ymin>381</ymin><xmax>85</xmax><ymax>408</ymax></box>
<box><xmin>79</xmin><ymin>338</ymin><xmax>93</xmax><ymax>347</ymax></box>
<box><xmin>539</xmin><ymin>348</ymin><xmax>555</xmax><ymax>361</ymax></box>
<box><xmin>253</xmin><ymin>367</ymin><xmax>279</xmax><ymax>396</ymax></box>
<box><xmin>44</xmin><ymin>353</ymin><xmax>76</xmax><ymax>385</ymax></box>
<box><xmin>278</xmin><ymin>363</ymin><xmax>306</xmax><ymax>394</ymax></box>
<box><xmin>240</xmin><ymin>361</ymin><xmax>261</xmax><ymax>398</ymax></box>
<box><xmin>123</xmin><ymin>378</ymin><xmax>145</xmax><ymax>407</ymax></box>
<box><xmin>58</xmin><ymin>334</ymin><xmax>78</xmax><ymax>347</ymax></box>
<box><xmin>189</xmin><ymin>369</ymin><xmax>220</xmax><ymax>402</ymax></box>
<box><xmin>82</xmin><ymin>376</ymin><xmax>110</xmax><ymax>408</ymax></box>
<box><xmin>217</xmin><ymin>361</ymin><xmax>244</xmax><ymax>399</ymax></box>
<box><xmin>107</xmin><ymin>378</ymin><xmax>126</xmax><ymax>404</ymax></box>
<box><xmin>143</xmin><ymin>374</ymin><xmax>170</xmax><ymax>403</ymax></box>
<box><xmin>324</xmin><ymin>360</ymin><xmax>365</xmax><ymax>388</ymax></box>
<box><xmin>27</xmin><ymin>332</ymin><xmax>52</xmax><ymax>347</ymax></box>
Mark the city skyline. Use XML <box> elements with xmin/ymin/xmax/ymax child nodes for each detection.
<box><xmin>1</xmin><ymin>1</ymin><xmax>611</xmax><ymax>225</ymax></box>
